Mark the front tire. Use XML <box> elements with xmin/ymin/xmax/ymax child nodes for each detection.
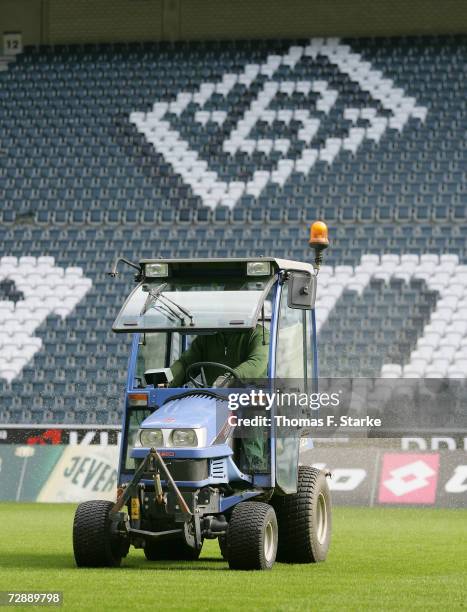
<box><xmin>226</xmin><ymin>502</ymin><xmax>278</xmax><ymax>570</ymax></box>
<box><xmin>73</xmin><ymin>500</ymin><xmax>126</xmax><ymax>567</ymax></box>
<box><xmin>274</xmin><ymin>466</ymin><xmax>332</xmax><ymax>563</ymax></box>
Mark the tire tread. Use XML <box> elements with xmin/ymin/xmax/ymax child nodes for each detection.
<box><xmin>73</xmin><ymin>500</ymin><xmax>122</xmax><ymax>567</ymax></box>
<box><xmin>227</xmin><ymin>501</ymin><xmax>277</xmax><ymax>570</ymax></box>
<box><xmin>273</xmin><ymin>466</ymin><xmax>331</xmax><ymax>563</ymax></box>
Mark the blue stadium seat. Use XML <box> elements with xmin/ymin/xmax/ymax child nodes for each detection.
<box><xmin>0</xmin><ymin>35</ymin><xmax>466</xmax><ymax>420</ymax></box>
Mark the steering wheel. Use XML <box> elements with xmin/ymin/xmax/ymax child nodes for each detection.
<box><xmin>185</xmin><ymin>361</ymin><xmax>242</xmax><ymax>388</ymax></box>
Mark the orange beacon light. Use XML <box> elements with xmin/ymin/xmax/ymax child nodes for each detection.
<box><xmin>309</xmin><ymin>221</ymin><xmax>329</xmax><ymax>271</ymax></box>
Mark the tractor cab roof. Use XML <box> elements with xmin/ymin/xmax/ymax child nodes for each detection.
<box><xmin>138</xmin><ymin>257</ymin><xmax>315</xmax><ymax>277</ymax></box>
<box><xmin>112</xmin><ymin>257</ymin><xmax>314</xmax><ymax>333</ymax></box>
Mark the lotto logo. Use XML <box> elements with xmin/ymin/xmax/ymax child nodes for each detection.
<box><xmin>131</xmin><ymin>38</ymin><xmax>427</xmax><ymax>210</ymax></box>
<box><xmin>379</xmin><ymin>454</ymin><xmax>439</xmax><ymax>504</ymax></box>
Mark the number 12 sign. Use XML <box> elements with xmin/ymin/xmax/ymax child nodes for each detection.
<box><xmin>3</xmin><ymin>32</ymin><xmax>22</xmax><ymax>56</ymax></box>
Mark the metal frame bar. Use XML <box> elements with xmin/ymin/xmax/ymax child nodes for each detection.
<box><xmin>117</xmin><ymin>333</ymin><xmax>140</xmax><ymax>478</ymax></box>
<box><xmin>112</xmin><ymin>448</ymin><xmax>192</xmax><ymax>517</ymax></box>
<box><xmin>267</xmin><ymin>274</ymin><xmax>282</xmax><ymax>490</ymax></box>
<box><xmin>311</xmin><ymin>308</ymin><xmax>319</xmax><ymax>392</ymax></box>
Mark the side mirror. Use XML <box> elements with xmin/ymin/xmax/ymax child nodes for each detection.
<box><xmin>287</xmin><ymin>272</ymin><xmax>316</xmax><ymax>309</ymax></box>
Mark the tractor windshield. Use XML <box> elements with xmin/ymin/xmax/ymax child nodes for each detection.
<box><xmin>113</xmin><ymin>277</ymin><xmax>274</xmax><ymax>332</ymax></box>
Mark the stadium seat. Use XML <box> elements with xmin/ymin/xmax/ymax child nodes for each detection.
<box><xmin>0</xmin><ymin>35</ymin><xmax>466</xmax><ymax>418</ymax></box>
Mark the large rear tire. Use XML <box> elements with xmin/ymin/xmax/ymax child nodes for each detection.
<box><xmin>274</xmin><ymin>466</ymin><xmax>331</xmax><ymax>563</ymax></box>
<box><xmin>226</xmin><ymin>502</ymin><xmax>278</xmax><ymax>570</ymax></box>
<box><xmin>73</xmin><ymin>500</ymin><xmax>126</xmax><ymax>567</ymax></box>
<box><xmin>144</xmin><ymin>538</ymin><xmax>201</xmax><ymax>561</ymax></box>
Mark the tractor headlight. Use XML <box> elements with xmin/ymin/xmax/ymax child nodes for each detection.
<box><xmin>247</xmin><ymin>261</ymin><xmax>271</xmax><ymax>276</ymax></box>
<box><xmin>139</xmin><ymin>429</ymin><xmax>163</xmax><ymax>448</ymax></box>
<box><xmin>145</xmin><ymin>263</ymin><xmax>169</xmax><ymax>278</ymax></box>
<box><xmin>171</xmin><ymin>429</ymin><xmax>198</xmax><ymax>447</ymax></box>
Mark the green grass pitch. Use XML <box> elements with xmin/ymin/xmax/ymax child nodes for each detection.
<box><xmin>0</xmin><ymin>503</ymin><xmax>464</xmax><ymax>611</ymax></box>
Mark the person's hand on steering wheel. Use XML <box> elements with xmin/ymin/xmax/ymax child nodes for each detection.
<box><xmin>212</xmin><ymin>373</ymin><xmax>233</xmax><ymax>388</ymax></box>
<box><xmin>185</xmin><ymin>362</ymin><xmax>242</xmax><ymax>388</ymax></box>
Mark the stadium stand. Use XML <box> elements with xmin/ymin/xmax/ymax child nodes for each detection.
<box><xmin>0</xmin><ymin>35</ymin><xmax>466</xmax><ymax>423</ymax></box>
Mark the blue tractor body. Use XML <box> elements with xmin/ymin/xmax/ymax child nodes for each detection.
<box><xmin>73</xmin><ymin>255</ymin><xmax>332</xmax><ymax>570</ymax></box>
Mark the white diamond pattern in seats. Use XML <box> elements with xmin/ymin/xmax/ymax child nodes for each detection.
<box><xmin>316</xmin><ymin>254</ymin><xmax>467</xmax><ymax>378</ymax></box>
<box><xmin>0</xmin><ymin>257</ymin><xmax>92</xmax><ymax>383</ymax></box>
<box><xmin>131</xmin><ymin>38</ymin><xmax>427</xmax><ymax>209</ymax></box>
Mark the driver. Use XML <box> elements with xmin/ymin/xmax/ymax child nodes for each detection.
<box><xmin>169</xmin><ymin>324</ymin><xmax>270</xmax><ymax>473</ymax></box>
<box><xmin>169</xmin><ymin>324</ymin><xmax>269</xmax><ymax>388</ymax></box>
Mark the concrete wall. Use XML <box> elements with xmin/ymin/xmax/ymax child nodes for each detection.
<box><xmin>0</xmin><ymin>0</ymin><xmax>42</xmax><ymax>47</ymax></box>
<box><xmin>180</xmin><ymin>0</ymin><xmax>467</xmax><ymax>40</ymax></box>
<box><xmin>1</xmin><ymin>0</ymin><xmax>466</xmax><ymax>46</ymax></box>
<box><xmin>46</xmin><ymin>0</ymin><xmax>164</xmax><ymax>44</ymax></box>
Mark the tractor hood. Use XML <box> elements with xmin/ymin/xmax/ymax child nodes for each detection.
<box><xmin>140</xmin><ymin>393</ymin><xmax>231</xmax><ymax>446</ymax></box>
